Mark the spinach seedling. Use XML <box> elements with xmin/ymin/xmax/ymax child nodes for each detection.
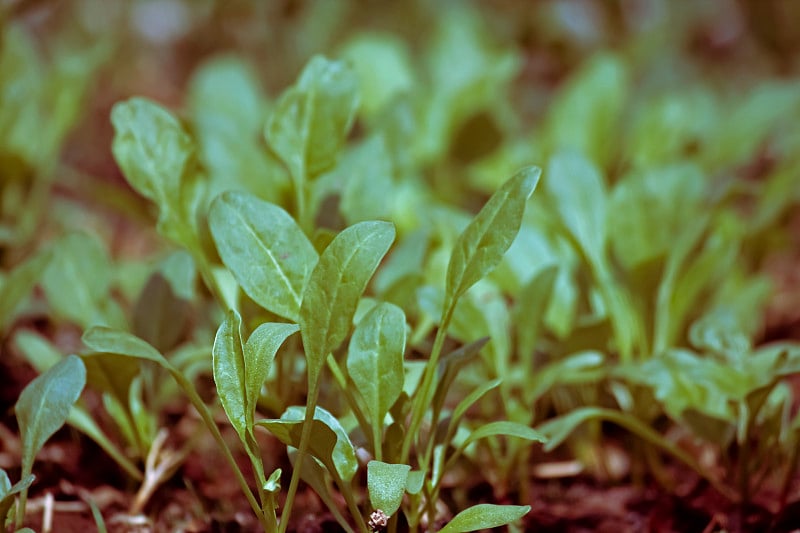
<box><xmin>11</xmin><ymin>355</ymin><xmax>86</xmax><ymax>529</ymax></box>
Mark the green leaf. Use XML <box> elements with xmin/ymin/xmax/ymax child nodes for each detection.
<box><xmin>608</xmin><ymin>164</ymin><xmax>705</xmax><ymax>270</ymax></box>
<box><xmin>257</xmin><ymin>406</ymin><xmax>358</xmax><ymax>482</ymax></box>
<box><xmin>209</xmin><ymin>191</ymin><xmax>318</xmax><ymax>321</ymax></box>
<box><xmin>546</xmin><ymin>53</ymin><xmax>628</xmax><ymax>167</ymax></box>
<box><xmin>13</xmin><ymin>330</ymin><xmax>62</xmax><ymax>374</ymax></box>
<box><xmin>451</xmin><ymin>379</ymin><xmax>501</xmax><ymax>426</ymax></box>
<box><xmin>111</xmin><ymin>97</ymin><xmax>194</xmax><ymax>208</ymax></box>
<box><xmin>513</xmin><ymin>265</ymin><xmax>558</xmax><ymax>362</ymax></box>
<box><xmin>367</xmin><ymin>461</ymin><xmax>410</xmax><ymax>516</ymax></box>
<box><xmin>41</xmin><ymin>232</ymin><xmax>114</xmax><ymax>329</ymax></box>
<box><xmin>346</xmin><ymin>302</ymin><xmax>406</xmax><ymax>426</ymax></box>
<box><xmin>0</xmin><ymin>249</ymin><xmax>50</xmax><ymax>333</ymax></box>
<box><xmin>82</xmin><ymin>327</ymin><xmax>167</xmax><ymax>366</ymax></box>
<box><xmin>462</xmin><ymin>421</ymin><xmax>546</xmax><ymax>449</ymax></box>
<box><xmin>439</xmin><ymin>504</ymin><xmax>530</xmax><ymax>532</ymax></box>
<box><xmin>81</xmin><ymin>352</ymin><xmax>141</xmax><ymax>404</ymax></box>
<box><xmin>265</xmin><ymin>55</ymin><xmax>359</xmax><ymax>181</ymax></box>
<box><xmin>300</xmin><ymin>221</ymin><xmax>395</xmax><ymax>386</ymax></box>
<box><xmin>188</xmin><ymin>57</ymin><xmax>289</xmax><ymax>204</ymax></box>
<box><xmin>445</xmin><ymin>166</ymin><xmax>540</xmax><ymax>313</ymax></box>
<box><xmin>132</xmin><ymin>272</ymin><xmax>190</xmax><ymax>353</ymax></box>
<box><xmin>544</xmin><ymin>151</ymin><xmax>607</xmax><ymax>265</ymax></box>
<box><xmin>244</xmin><ymin>321</ymin><xmax>300</xmax><ymax>430</ymax></box>
<box><xmin>0</xmin><ymin>472</ymin><xmax>34</xmax><ymax>523</ymax></box>
<box><xmin>339</xmin><ymin>33</ymin><xmax>414</xmax><ymax>117</ymax></box>
<box><xmin>405</xmin><ymin>470</ymin><xmax>425</xmax><ymax>495</ymax></box>
<box><xmin>16</xmin><ymin>355</ymin><xmax>86</xmax><ymax>478</ymax></box>
<box><xmin>212</xmin><ymin>310</ymin><xmax>247</xmax><ymax>442</ymax></box>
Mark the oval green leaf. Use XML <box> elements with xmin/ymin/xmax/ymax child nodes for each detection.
<box><xmin>439</xmin><ymin>504</ymin><xmax>530</xmax><ymax>533</ymax></box>
<box><xmin>16</xmin><ymin>355</ymin><xmax>86</xmax><ymax>477</ymax></box>
<box><xmin>257</xmin><ymin>406</ymin><xmax>358</xmax><ymax>482</ymax></box>
<box><xmin>209</xmin><ymin>191</ymin><xmax>318</xmax><ymax>321</ymax></box>
<box><xmin>111</xmin><ymin>97</ymin><xmax>194</xmax><ymax>206</ymax></box>
<box><xmin>347</xmin><ymin>302</ymin><xmax>406</xmax><ymax>426</ymax></box>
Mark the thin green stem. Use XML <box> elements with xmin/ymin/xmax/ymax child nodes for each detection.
<box><xmin>401</xmin><ymin>305</ymin><xmax>453</xmax><ymax>465</ymax></box>
<box><xmin>329</xmin><ymin>466</ymin><xmax>369</xmax><ymax>533</ymax></box>
<box><xmin>372</xmin><ymin>422</ymin><xmax>383</xmax><ymax>463</ymax></box>
<box><xmin>250</xmin><ymin>452</ymin><xmax>277</xmax><ymax>532</ymax></box>
<box><xmin>326</xmin><ymin>354</ymin><xmax>372</xmax><ymax>446</ymax></box>
<box><xmin>279</xmin><ymin>383</ymin><xmax>320</xmax><ymax>533</ymax></box>
<box><xmin>172</xmin><ymin>371</ymin><xmax>267</xmax><ymax>530</ymax></box>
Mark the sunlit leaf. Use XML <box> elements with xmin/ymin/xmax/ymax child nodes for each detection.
<box><xmin>439</xmin><ymin>503</ymin><xmax>530</xmax><ymax>532</ymax></box>
<box><xmin>209</xmin><ymin>191</ymin><xmax>318</xmax><ymax>321</ymax></box>
<box><xmin>111</xmin><ymin>97</ymin><xmax>194</xmax><ymax>207</ymax></box>
<box><xmin>367</xmin><ymin>461</ymin><xmax>410</xmax><ymax>516</ymax></box>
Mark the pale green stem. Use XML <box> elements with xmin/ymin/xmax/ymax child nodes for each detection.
<box><xmin>326</xmin><ymin>354</ymin><xmax>372</xmax><ymax>449</ymax></box>
<box><xmin>279</xmin><ymin>383</ymin><xmax>320</xmax><ymax>533</ymax></box>
<box><xmin>173</xmin><ymin>371</ymin><xmax>268</xmax><ymax>530</ymax></box>
<box><xmin>401</xmin><ymin>305</ymin><xmax>454</xmax><ymax>465</ymax></box>
<box><xmin>329</xmin><ymin>466</ymin><xmax>369</xmax><ymax>533</ymax></box>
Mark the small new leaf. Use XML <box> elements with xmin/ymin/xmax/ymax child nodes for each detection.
<box><xmin>16</xmin><ymin>355</ymin><xmax>86</xmax><ymax>477</ymax></box>
<box><xmin>367</xmin><ymin>461</ymin><xmax>410</xmax><ymax>516</ymax></box>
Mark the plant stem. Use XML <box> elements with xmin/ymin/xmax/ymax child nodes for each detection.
<box><xmin>329</xmin><ymin>466</ymin><xmax>369</xmax><ymax>533</ymax></box>
<box><xmin>279</xmin><ymin>383</ymin><xmax>320</xmax><ymax>533</ymax></box>
<box><xmin>172</xmin><ymin>371</ymin><xmax>268</xmax><ymax>531</ymax></box>
<box><xmin>326</xmin><ymin>354</ymin><xmax>372</xmax><ymax>449</ymax></box>
<box><xmin>401</xmin><ymin>305</ymin><xmax>453</xmax><ymax>466</ymax></box>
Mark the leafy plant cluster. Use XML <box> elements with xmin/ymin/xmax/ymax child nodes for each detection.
<box><xmin>3</xmin><ymin>2</ymin><xmax>800</xmax><ymax>532</ymax></box>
